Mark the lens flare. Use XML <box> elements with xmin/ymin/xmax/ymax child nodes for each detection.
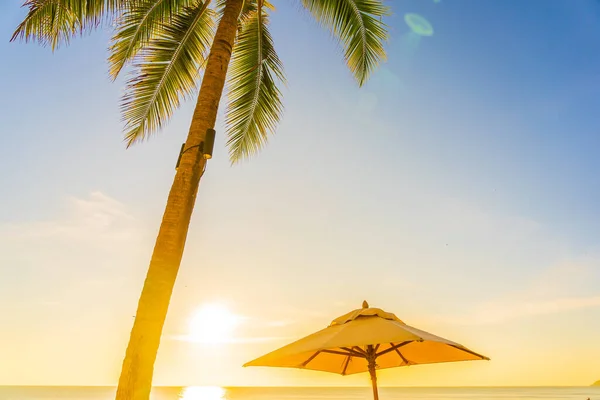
<box><xmin>404</xmin><ymin>13</ymin><xmax>434</xmax><ymax>37</ymax></box>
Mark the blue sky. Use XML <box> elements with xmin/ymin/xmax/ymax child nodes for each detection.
<box><xmin>1</xmin><ymin>0</ymin><xmax>600</xmax><ymax>387</ymax></box>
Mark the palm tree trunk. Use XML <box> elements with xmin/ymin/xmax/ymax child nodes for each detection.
<box><xmin>115</xmin><ymin>1</ymin><xmax>244</xmax><ymax>399</ymax></box>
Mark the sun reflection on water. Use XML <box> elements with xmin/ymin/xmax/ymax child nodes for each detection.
<box><xmin>180</xmin><ymin>386</ymin><xmax>226</xmax><ymax>400</ymax></box>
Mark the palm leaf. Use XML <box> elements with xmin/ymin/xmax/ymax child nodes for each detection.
<box><xmin>11</xmin><ymin>0</ymin><xmax>121</xmax><ymax>50</ymax></box>
<box><xmin>121</xmin><ymin>0</ymin><xmax>215</xmax><ymax>146</ymax></box>
<box><xmin>225</xmin><ymin>0</ymin><xmax>285</xmax><ymax>162</ymax></box>
<box><xmin>301</xmin><ymin>0</ymin><xmax>389</xmax><ymax>86</ymax></box>
<box><xmin>108</xmin><ymin>0</ymin><xmax>194</xmax><ymax>79</ymax></box>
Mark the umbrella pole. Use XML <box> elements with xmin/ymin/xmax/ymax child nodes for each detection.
<box><xmin>368</xmin><ymin>360</ymin><xmax>379</xmax><ymax>400</ymax></box>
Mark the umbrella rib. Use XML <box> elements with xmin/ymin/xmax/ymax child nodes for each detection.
<box><xmin>349</xmin><ymin>346</ymin><xmax>368</xmax><ymax>356</ymax></box>
<box><xmin>301</xmin><ymin>350</ymin><xmax>321</xmax><ymax>367</ymax></box>
<box><xmin>342</xmin><ymin>347</ymin><xmax>368</xmax><ymax>357</ymax></box>
<box><xmin>375</xmin><ymin>341</ymin><xmax>411</xmax><ymax>357</ymax></box>
<box><xmin>449</xmin><ymin>344</ymin><xmax>490</xmax><ymax>360</ymax></box>
<box><xmin>391</xmin><ymin>343</ymin><xmax>411</xmax><ymax>365</ymax></box>
<box><xmin>322</xmin><ymin>349</ymin><xmax>364</xmax><ymax>358</ymax></box>
<box><xmin>341</xmin><ymin>355</ymin><xmax>352</xmax><ymax>375</ymax></box>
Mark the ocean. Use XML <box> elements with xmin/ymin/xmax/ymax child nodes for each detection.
<box><xmin>1</xmin><ymin>386</ymin><xmax>599</xmax><ymax>400</ymax></box>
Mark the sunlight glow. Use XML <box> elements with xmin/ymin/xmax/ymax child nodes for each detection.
<box><xmin>189</xmin><ymin>303</ymin><xmax>242</xmax><ymax>344</ymax></box>
<box><xmin>180</xmin><ymin>386</ymin><xmax>226</xmax><ymax>400</ymax></box>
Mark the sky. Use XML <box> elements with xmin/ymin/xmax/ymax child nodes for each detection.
<box><xmin>1</xmin><ymin>0</ymin><xmax>600</xmax><ymax>388</ymax></box>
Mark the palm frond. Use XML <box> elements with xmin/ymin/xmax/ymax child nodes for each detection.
<box><xmin>301</xmin><ymin>0</ymin><xmax>389</xmax><ymax>86</ymax></box>
<box><xmin>121</xmin><ymin>0</ymin><xmax>215</xmax><ymax>146</ymax></box>
<box><xmin>225</xmin><ymin>0</ymin><xmax>285</xmax><ymax>163</ymax></box>
<box><xmin>11</xmin><ymin>0</ymin><xmax>121</xmax><ymax>50</ymax></box>
<box><xmin>108</xmin><ymin>0</ymin><xmax>194</xmax><ymax>79</ymax></box>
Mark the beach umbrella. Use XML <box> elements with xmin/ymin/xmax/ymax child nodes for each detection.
<box><xmin>244</xmin><ymin>301</ymin><xmax>489</xmax><ymax>400</ymax></box>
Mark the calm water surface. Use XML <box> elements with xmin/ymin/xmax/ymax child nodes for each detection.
<box><xmin>1</xmin><ymin>387</ymin><xmax>599</xmax><ymax>400</ymax></box>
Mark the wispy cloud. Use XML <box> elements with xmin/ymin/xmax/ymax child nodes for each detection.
<box><xmin>265</xmin><ymin>318</ymin><xmax>295</xmax><ymax>327</ymax></box>
<box><xmin>0</xmin><ymin>191</ymin><xmax>137</xmax><ymax>244</ymax></box>
<box><xmin>433</xmin><ymin>260</ymin><xmax>600</xmax><ymax>326</ymax></box>
<box><xmin>0</xmin><ymin>191</ymin><xmax>141</xmax><ymax>298</ymax></box>
<box><xmin>447</xmin><ymin>295</ymin><xmax>600</xmax><ymax>326</ymax></box>
<box><xmin>170</xmin><ymin>335</ymin><xmax>290</xmax><ymax>344</ymax></box>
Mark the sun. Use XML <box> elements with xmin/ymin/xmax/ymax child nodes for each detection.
<box><xmin>189</xmin><ymin>303</ymin><xmax>242</xmax><ymax>344</ymax></box>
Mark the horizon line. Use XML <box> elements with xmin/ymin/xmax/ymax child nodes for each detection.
<box><xmin>1</xmin><ymin>385</ymin><xmax>598</xmax><ymax>388</ymax></box>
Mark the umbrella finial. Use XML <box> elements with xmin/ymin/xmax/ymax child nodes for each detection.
<box><xmin>362</xmin><ymin>300</ymin><xmax>369</xmax><ymax>309</ymax></box>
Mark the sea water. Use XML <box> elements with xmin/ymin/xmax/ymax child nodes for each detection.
<box><xmin>1</xmin><ymin>386</ymin><xmax>599</xmax><ymax>400</ymax></box>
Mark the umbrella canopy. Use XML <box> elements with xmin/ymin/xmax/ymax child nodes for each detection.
<box><xmin>244</xmin><ymin>301</ymin><xmax>488</xmax><ymax>400</ymax></box>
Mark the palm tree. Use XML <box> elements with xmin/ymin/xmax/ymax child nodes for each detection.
<box><xmin>12</xmin><ymin>0</ymin><xmax>390</xmax><ymax>398</ymax></box>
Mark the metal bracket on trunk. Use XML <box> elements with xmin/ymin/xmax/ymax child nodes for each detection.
<box><xmin>175</xmin><ymin>128</ymin><xmax>217</xmax><ymax>169</ymax></box>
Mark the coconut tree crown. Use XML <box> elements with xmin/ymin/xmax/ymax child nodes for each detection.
<box><xmin>12</xmin><ymin>0</ymin><xmax>390</xmax><ymax>162</ymax></box>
